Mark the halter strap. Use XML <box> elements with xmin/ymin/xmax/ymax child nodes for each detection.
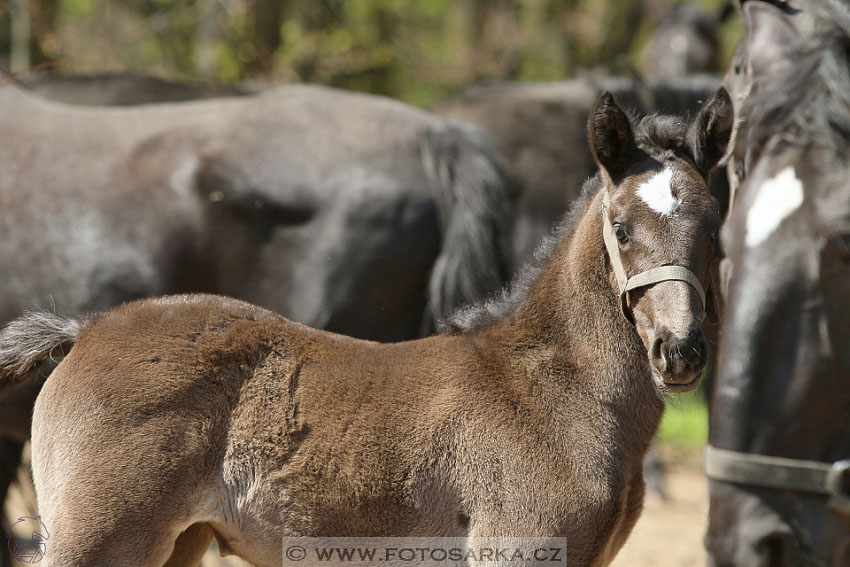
<box><xmin>601</xmin><ymin>191</ymin><xmax>707</xmax><ymax>322</ymax></box>
<box><xmin>704</xmin><ymin>445</ymin><xmax>850</xmax><ymax>516</ymax></box>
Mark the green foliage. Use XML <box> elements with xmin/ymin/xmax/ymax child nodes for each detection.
<box><xmin>60</xmin><ymin>0</ymin><xmax>98</xmax><ymax>17</ymax></box>
<box><xmin>658</xmin><ymin>389</ymin><xmax>709</xmax><ymax>447</ymax></box>
<box><xmin>2</xmin><ymin>0</ymin><xmax>742</xmax><ymax>106</ymax></box>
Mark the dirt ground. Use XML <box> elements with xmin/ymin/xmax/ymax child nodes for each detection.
<box><xmin>5</xmin><ymin>445</ymin><xmax>706</xmax><ymax>567</ymax></box>
<box><xmin>611</xmin><ymin>446</ymin><xmax>708</xmax><ymax>567</ymax></box>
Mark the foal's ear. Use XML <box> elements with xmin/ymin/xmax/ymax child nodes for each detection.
<box><xmin>743</xmin><ymin>1</ymin><xmax>798</xmax><ymax>78</ymax></box>
<box><xmin>588</xmin><ymin>91</ymin><xmax>639</xmax><ymax>180</ymax></box>
<box><xmin>686</xmin><ymin>87</ymin><xmax>734</xmax><ymax>177</ymax></box>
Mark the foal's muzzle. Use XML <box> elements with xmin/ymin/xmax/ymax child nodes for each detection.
<box><xmin>651</xmin><ymin>327</ymin><xmax>708</xmax><ymax>389</ymax></box>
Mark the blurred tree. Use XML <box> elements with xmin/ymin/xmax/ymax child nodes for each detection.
<box><xmin>249</xmin><ymin>0</ymin><xmax>285</xmax><ymax>74</ymax></box>
<box><xmin>0</xmin><ymin>0</ymin><xmax>741</xmax><ymax>105</ymax></box>
<box><xmin>5</xmin><ymin>0</ymin><xmax>59</xmax><ymax>72</ymax></box>
<box><xmin>194</xmin><ymin>0</ymin><xmax>223</xmax><ymax>76</ymax></box>
<box><xmin>470</xmin><ymin>0</ymin><xmax>520</xmax><ymax>81</ymax></box>
<box><xmin>10</xmin><ymin>0</ymin><xmax>30</xmax><ymax>72</ymax></box>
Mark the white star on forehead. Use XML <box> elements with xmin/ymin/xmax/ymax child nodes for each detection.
<box><xmin>636</xmin><ymin>168</ymin><xmax>680</xmax><ymax>216</ymax></box>
<box><xmin>745</xmin><ymin>166</ymin><xmax>804</xmax><ymax>247</ymax></box>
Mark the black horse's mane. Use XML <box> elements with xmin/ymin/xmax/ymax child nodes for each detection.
<box><xmin>443</xmin><ymin>111</ymin><xmax>690</xmax><ymax>333</ymax></box>
<box><xmin>746</xmin><ymin>0</ymin><xmax>850</xmax><ymax>152</ymax></box>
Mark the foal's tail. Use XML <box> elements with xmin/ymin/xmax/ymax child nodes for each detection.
<box><xmin>0</xmin><ymin>312</ymin><xmax>83</xmax><ymax>397</ymax></box>
<box><xmin>420</xmin><ymin>120</ymin><xmax>517</xmax><ymax>334</ymax></box>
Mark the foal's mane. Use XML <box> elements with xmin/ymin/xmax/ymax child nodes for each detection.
<box><xmin>746</xmin><ymin>0</ymin><xmax>850</xmax><ymax>151</ymax></box>
<box><xmin>443</xmin><ymin>111</ymin><xmax>690</xmax><ymax>333</ymax></box>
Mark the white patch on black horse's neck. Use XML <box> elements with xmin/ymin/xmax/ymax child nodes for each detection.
<box><xmin>745</xmin><ymin>166</ymin><xmax>804</xmax><ymax>247</ymax></box>
<box><xmin>636</xmin><ymin>168</ymin><xmax>679</xmax><ymax>216</ymax></box>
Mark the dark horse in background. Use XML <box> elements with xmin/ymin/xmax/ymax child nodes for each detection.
<box><xmin>0</xmin><ymin>78</ymin><xmax>515</xmax><ymax>565</ymax></box>
<box><xmin>705</xmin><ymin>1</ymin><xmax>850</xmax><ymax>565</ymax></box>
<box><xmin>643</xmin><ymin>1</ymin><xmax>735</xmax><ymax>78</ymax></box>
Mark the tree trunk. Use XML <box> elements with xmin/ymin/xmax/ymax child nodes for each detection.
<box><xmin>10</xmin><ymin>0</ymin><xmax>30</xmax><ymax>72</ymax></box>
<box><xmin>195</xmin><ymin>0</ymin><xmax>224</xmax><ymax>78</ymax></box>
<box><xmin>470</xmin><ymin>0</ymin><xmax>519</xmax><ymax>81</ymax></box>
<box><xmin>249</xmin><ymin>0</ymin><xmax>285</xmax><ymax>75</ymax></box>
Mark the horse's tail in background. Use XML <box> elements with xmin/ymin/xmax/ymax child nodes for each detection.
<box><xmin>420</xmin><ymin>120</ymin><xmax>517</xmax><ymax>335</ymax></box>
<box><xmin>0</xmin><ymin>312</ymin><xmax>83</xmax><ymax>397</ymax></box>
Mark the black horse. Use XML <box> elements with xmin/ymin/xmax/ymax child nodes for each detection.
<box><xmin>706</xmin><ymin>1</ymin><xmax>850</xmax><ymax>565</ymax></box>
<box><xmin>0</xmin><ymin>78</ymin><xmax>515</xmax><ymax>566</ymax></box>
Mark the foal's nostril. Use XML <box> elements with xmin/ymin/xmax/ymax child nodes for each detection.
<box><xmin>754</xmin><ymin>531</ymin><xmax>796</xmax><ymax>567</ymax></box>
<box><xmin>668</xmin><ymin>344</ymin><xmax>690</xmax><ymax>375</ymax></box>
<box><xmin>652</xmin><ymin>336</ymin><xmax>667</xmax><ymax>370</ymax></box>
<box><xmin>680</xmin><ymin>329</ymin><xmax>708</xmax><ymax>369</ymax></box>
<box><xmin>654</xmin><ymin>330</ymin><xmax>708</xmax><ymax>377</ymax></box>
<box><xmin>696</xmin><ymin>337</ymin><xmax>708</xmax><ymax>365</ymax></box>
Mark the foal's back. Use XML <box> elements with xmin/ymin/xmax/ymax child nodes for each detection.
<box><xmin>31</xmin><ymin>295</ymin><xmax>480</xmax><ymax>565</ymax></box>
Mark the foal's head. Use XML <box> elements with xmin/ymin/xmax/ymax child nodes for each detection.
<box><xmin>588</xmin><ymin>89</ymin><xmax>732</xmax><ymax>391</ymax></box>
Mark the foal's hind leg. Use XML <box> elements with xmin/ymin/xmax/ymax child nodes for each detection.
<box><xmin>31</xmin><ymin>447</ymin><xmax>220</xmax><ymax>567</ymax></box>
<box><xmin>34</xmin><ymin>494</ymin><xmax>220</xmax><ymax>567</ymax></box>
<box><xmin>31</xmin><ymin>421</ymin><xmax>221</xmax><ymax>567</ymax></box>
<box><xmin>163</xmin><ymin>524</ymin><xmax>215</xmax><ymax>567</ymax></box>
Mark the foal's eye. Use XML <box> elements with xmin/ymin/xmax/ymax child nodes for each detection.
<box><xmin>736</xmin><ymin>159</ymin><xmax>746</xmax><ymax>179</ymax></box>
<box><xmin>613</xmin><ymin>223</ymin><xmax>628</xmax><ymax>244</ymax></box>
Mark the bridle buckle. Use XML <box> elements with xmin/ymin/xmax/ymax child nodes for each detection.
<box><xmin>827</xmin><ymin>460</ymin><xmax>850</xmax><ymax>516</ymax></box>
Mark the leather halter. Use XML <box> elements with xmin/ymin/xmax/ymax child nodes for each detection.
<box><xmin>601</xmin><ymin>191</ymin><xmax>706</xmax><ymax>323</ymax></box>
<box><xmin>705</xmin><ymin>445</ymin><xmax>850</xmax><ymax>516</ymax></box>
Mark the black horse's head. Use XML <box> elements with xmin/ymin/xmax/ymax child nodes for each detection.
<box><xmin>708</xmin><ymin>3</ymin><xmax>850</xmax><ymax>565</ymax></box>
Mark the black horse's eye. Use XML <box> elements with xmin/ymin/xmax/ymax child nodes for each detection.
<box><xmin>736</xmin><ymin>158</ymin><xmax>746</xmax><ymax>179</ymax></box>
<box><xmin>613</xmin><ymin>223</ymin><xmax>628</xmax><ymax>244</ymax></box>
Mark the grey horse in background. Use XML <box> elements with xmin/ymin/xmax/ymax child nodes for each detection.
<box><xmin>23</xmin><ymin>71</ymin><xmax>723</xmax><ymax>271</ymax></box>
<box><xmin>0</xmin><ymin>78</ymin><xmax>515</xmax><ymax>366</ymax></box>
<box><xmin>0</xmin><ymin>79</ymin><xmax>515</xmax><ymax>566</ymax></box>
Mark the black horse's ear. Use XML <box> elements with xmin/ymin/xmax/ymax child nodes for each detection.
<box><xmin>588</xmin><ymin>91</ymin><xmax>639</xmax><ymax>181</ymax></box>
<box><xmin>724</xmin><ymin>2</ymin><xmax>798</xmax><ymax>112</ymax></box>
<box><xmin>743</xmin><ymin>1</ymin><xmax>798</xmax><ymax>77</ymax></box>
<box><xmin>686</xmin><ymin>87</ymin><xmax>734</xmax><ymax>177</ymax></box>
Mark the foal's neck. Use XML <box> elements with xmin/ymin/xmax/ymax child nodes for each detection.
<box><xmin>496</xmin><ymin>188</ymin><xmax>663</xmax><ymax>419</ymax></box>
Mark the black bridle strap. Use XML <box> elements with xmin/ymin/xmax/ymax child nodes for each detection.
<box><xmin>601</xmin><ymin>191</ymin><xmax>707</xmax><ymax>321</ymax></box>
<box><xmin>704</xmin><ymin>445</ymin><xmax>850</xmax><ymax>516</ymax></box>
